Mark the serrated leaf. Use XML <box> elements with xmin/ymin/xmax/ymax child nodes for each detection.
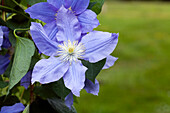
<box><xmin>81</xmin><ymin>58</ymin><xmax>106</xmax><ymax>83</ymax></box>
<box><xmin>47</xmin><ymin>98</ymin><xmax>77</xmax><ymax>113</ymax></box>
<box><xmin>8</xmin><ymin>36</ymin><xmax>35</xmax><ymax>94</ymax></box>
<box><xmin>27</xmin><ymin>0</ymin><xmax>47</xmax><ymax>6</ymax></box>
<box><xmin>88</xmin><ymin>0</ymin><xmax>105</xmax><ymax>15</ymax></box>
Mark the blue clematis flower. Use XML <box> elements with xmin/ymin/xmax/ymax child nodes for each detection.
<box><xmin>25</xmin><ymin>0</ymin><xmax>99</xmax><ymax>35</ymax></box>
<box><xmin>0</xmin><ymin>26</ymin><xmax>11</xmax><ymax>75</ymax></box>
<box><xmin>30</xmin><ymin>10</ymin><xmax>118</xmax><ymax>97</ymax></box>
<box><xmin>0</xmin><ymin>103</ymin><xmax>25</xmax><ymax>113</ymax></box>
<box><xmin>65</xmin><ymin>79</ymin><xmax>100</xmax><ymax>108</ymax></box>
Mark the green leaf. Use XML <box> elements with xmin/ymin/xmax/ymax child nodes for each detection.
<box><xmin>8</xmin><ymin>31</ymin><xmax>16</xmax><ymax>47</ymax></box>
<box><xmin>29</xmin><ymin>50</ymin><xmax>40</xmax><ymax>70</ymax></box>
<box><xmin>27</xmin><ymin>0</ymin><xmax>47</xmax><ymax>6</ymax></box>
<box><xmin>88</xmin><ymin>0</ymin><xmax>105</xmax><ymax>15</ymax></box>
<box><xmin>22</xmin><ymin>104</ymin><xmax>29</xmax><ymax>113</ymax></box>
<box><xmin>8</xmin><ymin>36</ymin><xmax>35</xmax><ymax>94</ymax></box>
<box><xmin>81</xmin><ymin>58</ymin><xmax>106</xmax><ymax>83</ymax></box>
<box><xmin>0</xmin><ymin>81</ymin><xmax>8</xmax><ymax>88</ymax></box>
<box><xmin>47</xmin><ymin>98</ymin><xmax>77</xmax><ymax>113</ymax></box>
<box><xmin>4</xmin><ymin>0</ymin><xmax>21</xmax><ymax>8</ymax></box>
<box><xmin>34</xmin><ymin>79</ymin><xmax>70</xmax><ymax>99</ymax></box>
<box><xmin>6</xmin><ymin>15</ymin><xmax>31</xmax><ymax>30</ymax></box>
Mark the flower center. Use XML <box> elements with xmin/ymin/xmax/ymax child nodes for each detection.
<box><xmin>68</xmin><ymin>47</ymin><xmax>74</xmax><ymax>54</ymax></box>
<box><xmin>57</xmin><ymin>40</ymin><xmax>85</xmax><ymax>64</ymax></box>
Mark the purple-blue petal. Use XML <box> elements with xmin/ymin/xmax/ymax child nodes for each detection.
<box><xmin>32</xmin><ymin>57</ymin><xmax>69</xmax><ymax>84</ymax></box>
<box><xmin>56</xmin><ymin>6</ymin><xmax>81</xmax><ymax>42</ymax></box>
<box><xmin>65</xmin><ymin>92</ymin><xmax>73</xmax><ymax>109</ymax></box>
<box><xmin>20</xmin><ymin>71</ymin><xmax>32</xmax><ymax>89</ymax></box>
<box><xmin>63</xmin><ymin>0</ymin><xmax>73</xmax><ymax>9</ymax></box>
<box><xmin>0</xmin><ymin>26</ymin><xmax>10</xmax><ymax>49</ymax></box>
<box><xmin>25</xmin><ymin>2</ymin><xmax>57</xmax><ymax>23</ymax></box>
<box><xmin>0</xmin><ymin>54</ymin><xmax>10</xmax><ymax>75</ymax></box>
<box><xmin>81</xmin><ymin>31</ymin><xmax>119</xmax><ymax>63</ymax></box>
<box><xmin>0</xmin><ymin>27</ymin><xmax>3</xmax><ymax>50</ymax></box>
<box><xmin>63</xmin><ymin>60</ymin><xmax>87</xmax><ymax>97</ymax></box>
<box><xmin>30</xmin><ymin>22</ymin><xmax>59</xmax><ymax>56</ymax></box>
<box><xmin>84</xmin><ymin>79</ymin><xmax>99</xmax><ymax>96</ymax></box>
<box><xmin>70</xmin><ymin>0</ymin><xmax>90</xmax><ymax>14</ymax></box>
<box><xmin>43</xmin><ymin>22</ymin><xmax>58</xmax><ymax>41</ymax></box>
<box><xmin>0</xmin><ymin>103</ymin><xmax>25</xmax><ymax>113</ymax></box>
<box><xmin>103</xmin><ymin>55</ymin><xmax>118</xmax><ymax>69</ymax></box>
<box><xmin>77</xmin><ymin>9</ymin><xmax>99</xmax><ymax>33</ymax></box>
<box><xmin>47</xmin><ymin>0</ymin><xmax>63</xmax><ymax>10</ymax></box>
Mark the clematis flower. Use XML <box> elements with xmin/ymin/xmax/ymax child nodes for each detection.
<box><xmin>65</xmin><ymin>79</ymin><xmax>99</xmax><ymax>108</ymax></box>
<box><xmin>25</xmin><ymin>0</ymin><xmax>99</xmax><ymax>35</ymax></box>
<box><xmin>0</xmin><ymin>26</ymin><xmax>11</xmax><ymax>75</ymax></box>
<box><xmin>0</xmin><ymin>103</ymin><xmax>25</xmax><ymax>113</ymax></box>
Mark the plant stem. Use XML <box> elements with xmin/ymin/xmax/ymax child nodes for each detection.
<box><xmin>30</xmin><ymin>84</ymin><xmax>34</xmax><ymax>103</ymax></box>
<box><xmin>1</xmin><ymin>0</ymin><xmax>6</xmax><ymax>21</ymax></box>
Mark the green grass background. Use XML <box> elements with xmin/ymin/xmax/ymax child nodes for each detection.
<box><xmin>75</xmin><ymin>1</ymin><xmax>170</xmax><ymax>113</ymax></box>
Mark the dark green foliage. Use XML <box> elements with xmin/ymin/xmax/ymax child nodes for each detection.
<box><xmin>0</xmin><ymin>95</ymin><xmax>20</xmax><ymax>109</ymax></box>
<box><xmin>88</xmin><ymin>0</ymin><xmax>105</xmax><ymax>15</ymax></box>
<box><xmin>27</xmin><ymin>0</ymin><xmax>47</xmax><ymax>5</ymax></box>
<box><xmin>81</xmin><ymin>58</ymin><xmax>106</xmax><ymax>83</ymax></box>
<box><xmin>48</xmin><ymin>98</ymin><xmax>77</xmax><ymax>113</ymax></box>
<box><xmin>34</xmin><ymin>79</ymin><xmax>70</xmax><ymax>99</ymax></box>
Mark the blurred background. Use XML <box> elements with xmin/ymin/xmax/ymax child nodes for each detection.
<box><xmin>75</xmin><ymin>0</ymin><xmax>170</xmax><ymax>113</ymax></box>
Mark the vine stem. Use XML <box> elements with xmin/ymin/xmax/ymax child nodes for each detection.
<box><xmin>1</xmin><ymin>0</ymin><xmax>6</xmax><ymax>21</ymax></box>
<box><xmin>30</xmin><ymin>84</ymin><xmax>34</xmax><ymax>103</ymax></box>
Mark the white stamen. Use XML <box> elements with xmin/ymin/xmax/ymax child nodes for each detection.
<box><xmin>57</xmin><ymin>40</ymin><xmax>85</xmax><ymax>64</ymax></box>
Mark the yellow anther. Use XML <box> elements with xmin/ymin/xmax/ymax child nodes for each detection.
<box><xmin>69</xmin><ymin>48</ymin><xmax>74</xmax><ymax>53</ymax></box>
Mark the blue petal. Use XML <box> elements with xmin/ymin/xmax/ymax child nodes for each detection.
<box><xmin>20</xmin><ymin>71</ymin><xmax>32</xmax><ymax>89</ymax></box>
<box><xmin>25</xmin><ymin>2</ymin><xmax>57</xmax><ymax>23</ymax></box>
<box><xmin>103</xmin><ymin>55</ymin><xmax>118</xmax><ymax>69</ymax></box>
<box><xmin>77</xmin><ymin>9</ymin><xmax>99</xmax><ymax>33</ymax></box>
<box><xmin>65</xmin><ymin>92</ymin><xmax>73</xmax><ymax>109</ymax></box>
<box><xmin>47</xmin><ymin>0</ymin><xmax>63</xmax><ymax>10</ymax></box>
<box><xmin>43</xmin><ymin>22</ymin><xmax>58</xmax><ymax>41</ymax></box>
<box><xmin>81</xmin><ymin>31</ymin><xmax>119</xmax><ymax>63</ymax></box>
<box><xmin>30</xmin><ymin>22</ymin><xmax>59</xmax><ymax>56</ymax></box>
<box><xmin>32</xmin><ymin>57</ymin><xmax>69</xmax><ymax>84</ymax></box>
<box><xmin>0</xmin><ymin>54</ymin><xmax>10</xmax><ymax>75</ymax></box>
<box><xmin>63</xmin><ymin>0</ymin><xmax>73</xmax><ymax>9</ymax></box>
<box><xmin>63</xmin><ymin>60</ymin><xmax>87</xmax><ymax>96</ymax></box>
<box><xmin>70</xmin><ymin>0</ymin><xmax>90</xmax><ymax>14</ymax></box>
<box><xmin>0</xmin><ymin>26</ymin><xmax>10</xmax><ymax>49</ymax></box>
<box><xmin>84</xmin><ymin>79</ymin><xmax>99</xmax><ymax>96</ymax></box>
<box><xmin>0</xmin><ymin>27</ymin><xmax>3</xmax><ymax>50</ymax></box>
<box><xmin>0</xmin><ymin>103</ymin><xmax>25</xmax><ymax>113</ymax></box>
<box><xmin>56</xmin><ymin>6</ymin><xmax>81</xmax><ymax>42</ymax></box>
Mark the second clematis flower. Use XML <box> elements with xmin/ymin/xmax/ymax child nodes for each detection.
<box><xmin>25</xmin><ymin>0</ymin><xmax>99</xmax><ymax>35</ymax></box>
